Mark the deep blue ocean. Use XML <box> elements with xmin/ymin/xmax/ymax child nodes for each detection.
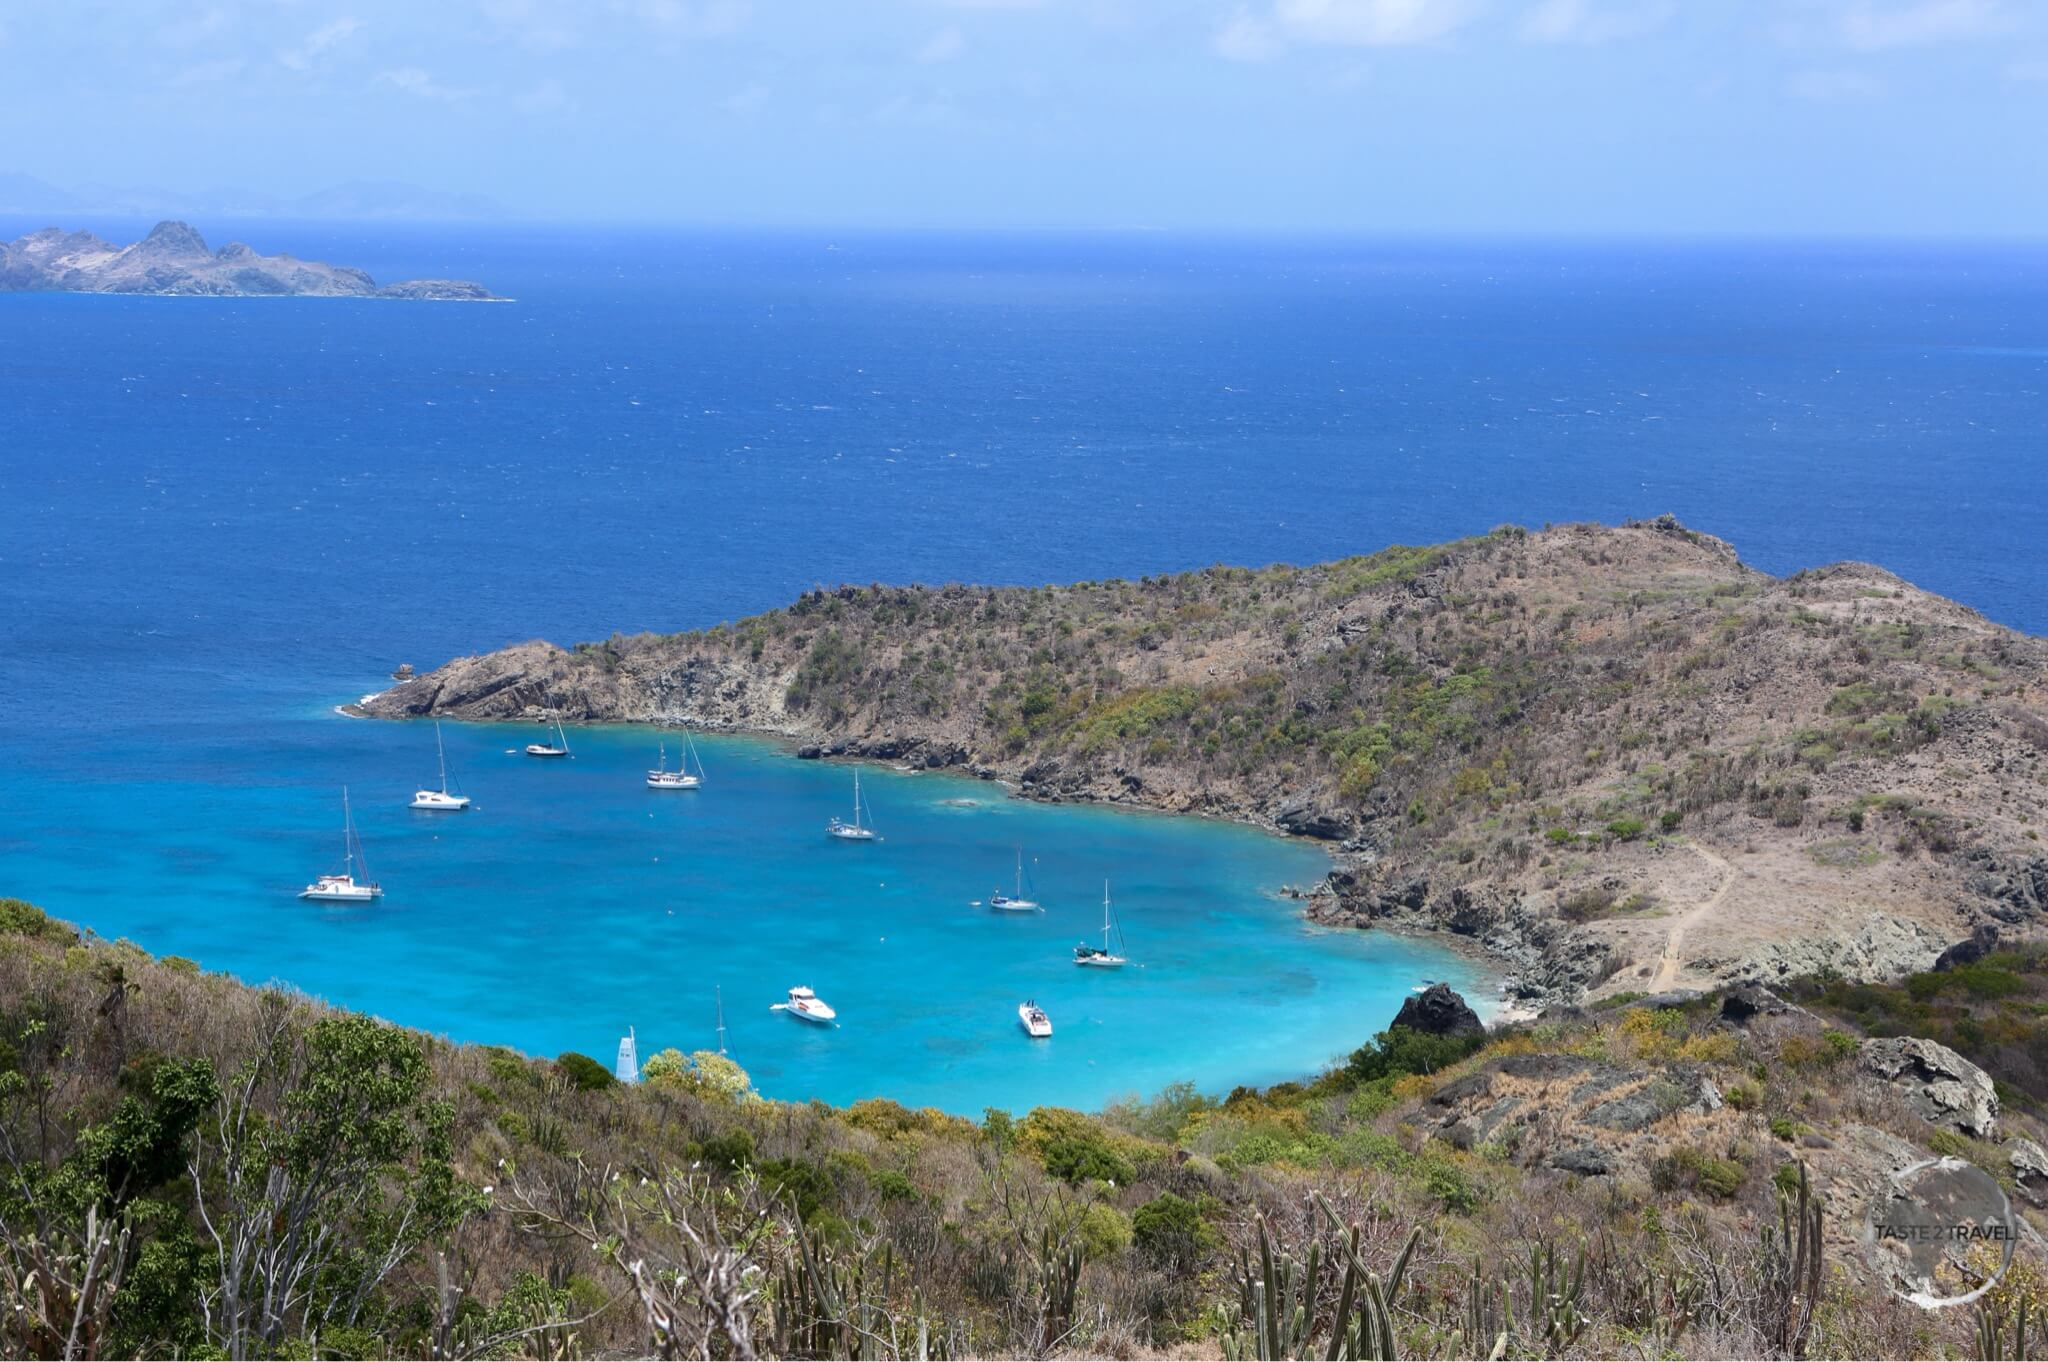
<box><xmin>2</xmin><ymin>221</ymin><xmax>2041</xmax><ymax>1111</ymax></box>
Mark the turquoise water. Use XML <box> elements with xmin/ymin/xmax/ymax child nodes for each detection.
<box><xmin>8</xmin><ymin>226</ymin><xmax>2036</xmax><ymax>1113</ymax></box>
<box><xmin>2</xmin><ymin>705</ymin><xmax>1490</xmax><ymax>1114</ymax></box>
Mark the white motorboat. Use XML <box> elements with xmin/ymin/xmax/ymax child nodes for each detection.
<box><xmin>1074</xmin><ymin>880</ymin><xmax>1128</xmax><ymax>968</ymax></box>
<box><xmin>301</xmin><ymin>787</ymin><xmax>383</xmax><ymax>902</ymax></box>
<box><xmin>647</xmin><ymin>736</ymin><xmax>704</xmax><ymax>789</ymax></box>
<box><xmin>411</xmin><ymin>721</ymin><xmax>471</xmax><ymax>810</ymax></box>
<box><xmin>826</xmin><ymin>768</ymin><xmax>879</xmax><ymax>841</ymax></box>
<box><xmin>988</xmin><ymin>847</ymin><xmax>1042</xmax><ymax>911</ymax></box>
<box><xmin>772</xmin><ymin>985</ymin><xmax>837</xmax><ymax>1024</ymax></box>
<box><xmin>525</xmin><ymin>717</ymin><xmax>571</xmax><ymax>758</ymax></box>
<box><xmin>1018</xmin><ymin>1000</ymin><xmax>1053</xmax><ymax>1038</ymax></box>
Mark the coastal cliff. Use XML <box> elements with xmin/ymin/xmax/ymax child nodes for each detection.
<box><xmin>355</xmin><ymin>518</ymin><xmax>2048</xmax><ymax>1003</ymax></box>
<box><xmin>0</xmin><ymin>220</ymin><xmax>499</xmax><ymax>298</ymax></box>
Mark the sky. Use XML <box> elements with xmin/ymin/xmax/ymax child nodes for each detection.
<box><xmin>3</xmin><ymin>0</ymin><xmax>2045</xmax><ymax>234</ymax></box>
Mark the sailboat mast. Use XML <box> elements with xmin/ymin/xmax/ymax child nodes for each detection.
<box><xmin>435</xmin><ymin>722</ymin><xmax>450</xmax><ymax>793</ymax></box>
<box><xmin>1016</xmin><ymin>848</ymin><xmax>1024</xmax><ymax>898</ymax></box>
<box><xmin>716</xmin><ymin>985</ymin><xmax>728</xmax><ymax>1055</ymax></box>
<box><xmin>1103</xmin><ymin>880</ymin><xmax>1111</xmax><ymax>950</ymax></box>
<box><xmin>854</xmin><ymin>769</ymin><xmax>863</xmax><ymax>828</ymax></box>
<box><xmin>342</xmin><ymin>786</ymin><xmax>356</xmax><ymax>875</ymax></box>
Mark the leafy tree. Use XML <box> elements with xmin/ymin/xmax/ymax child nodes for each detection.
<box><xmin>554</xmin><ymin>1051</ymin><xmax>616</xmax><ymax>1091</ymax></box>
<box><xmin>1345</xmin><ymin>1026</ymin><xmax>1484</xmax><ymax>1084</ymax></box>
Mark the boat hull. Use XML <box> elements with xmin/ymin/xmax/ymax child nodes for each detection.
<box><xmin>410</xmin><ymin>792</ymin><xmax>470</xmax><ymax>810</ymax></box>
<box><xmin>1075</xmin><ymin>955</ymin><xmax>1126</xmax><ymax>969</ymax></box>
<box><xmin>525</xmin><ymin>747</ymin><xmax>569</xmax><ymax>758</ymax></box>
<box><xmin>647</xmin><ymin>775</ymin><xmax>702</xmax><ymax>789</ymax></box>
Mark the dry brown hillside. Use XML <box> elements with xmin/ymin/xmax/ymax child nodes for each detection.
<box><xmin>357</xmin><ymin>518</ymin><xmax>2048</xmax><ymax>1005</ymax></box>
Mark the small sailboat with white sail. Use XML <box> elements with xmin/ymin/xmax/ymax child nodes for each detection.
<box><xmin>772</xmin><ymin>985</ymin><xmax>837</xmax><ymax>1025</ymax></box>
<box><xmin>301</xmin><ymin>786</ymin><xmax>382</xmax><ymax>902</ymax></box>
<box><xmin>525</xmin><ymin>717</ymin><xmax>571</xmax><ymax>759</ymax></box>
<box><xmin>987</xmin><ymin>847</ymin><xmax>1042</xmax><ymax>911</ymax></box>
<box><xmin>647</xmin><ymin>731</ymin><xmax>706</xmax><ymax>789</ymax></box>
<box><xmin>826</xmin><ymin>768</ymin><xmax>879</xmax><ymax>841</ymax></box>
<box><xmin>614</xmin><ymin>1027</ymin><xmax>640</xmax><ymax>1084</ymax></box>
<box><xmin>410</xmin><ymin>721</ymin><xmax>471</xmax><ymax>810</ymax></box>
<box><xmin>1074</xmin><ymin>880</ymin><xmax>1128</xmax><ymax>968</ymax></box>
<box><xmin>1018</xmin><ymin>999</ymin><xmax>1053</xmax><ymax>1038</ymax></box>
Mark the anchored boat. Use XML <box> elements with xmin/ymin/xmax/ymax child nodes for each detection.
<box><xmin>772</xmin><ymin>985</ymin><xmax>838</xmax><ymax>1024</ymax></box>
<box><xmin>301</xmin><ymin>786</ymin><xmax>382</xmax><ymax>902</ymax></box>
<box><xmin>1074</xmin><ymin>880</ymin><xmax>1129</xmax><ymax>968</ymax></box>
<box><xmin>410</xmin><ymin>721</ymin><xmax>471</xmax><ymax>810</ymax></box>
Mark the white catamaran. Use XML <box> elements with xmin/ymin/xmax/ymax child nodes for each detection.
<box><xmin>525</xmin><ymin>717</ymin><xmax>571</xmax><ymax>759</ymax></box>
<box><xmin>1074</xmin><ymin>880</ymin><xmax>1129</xmax><ymax>968</ymax></box>
<box><xmin>410</xmin><ymin>721</ymin><xmax>471</xmax><ymax>810</ymax></box>
<box><xmin>987</xmin><ymin>847</ymin><xmax>1041</xmax><ymax>911</ymax></box>
<box><xmin>647</xmin><ymin>731</ymin><xmax>706</xmax><ymax>789</ymax></box>
<box><xmin>826</xmin><ymin>768</ymin><xmax>878</xmax><ymax>841</ymax></box>
<box><xmin>301</xmin><ymin>786</ymin><xmax>383</xmax><ymax>902</ymax></box>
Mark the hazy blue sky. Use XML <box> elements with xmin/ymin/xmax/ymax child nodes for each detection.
<box><xmin>5</xmin><ymin>0</ymin><xmax>2045</xmax><ymax>234</ymax></box>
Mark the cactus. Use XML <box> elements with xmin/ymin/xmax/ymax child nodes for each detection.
<box><xmin>1977</xmin><ymin>1297</ymin><xmax>2032</xmax><ymax>1362</ymax></box>
<box><xmin>1222</xmin><ymin>1195</ymin><xmax>1418</xmax><ymax>1360</ymax></box>
<box><xmin>1524</xmin><ymin>1239</ymin><xmax>1588</xmax><ymax>1356</ymax></box>
<box><xmin>1035</xmin><ymin>1226</ymin><xmax>1083</xmax><ymax>1351</ymax></box>
<box><xmin>770</xmin><ymin>1215</ymin><xmax>899</xmax><ymax>1359</ymax></box>
<box><xmin>1760</xmin><ymin>1160</ymin><xmax>1824</xmax><ymax>1359</ymax></box>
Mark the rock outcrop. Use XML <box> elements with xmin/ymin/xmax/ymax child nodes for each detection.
<box><xmin>1859</xmin><ymin>1036</ymin><xmax>2000</xmax><ymax>1138</ymax></box>
<box><xmin>1391</xmin><ymin>983</ymin><xmax>1484</xmax><ymax>1038</ymax></box>
<box><xmin>0</xmin><ymin>221</ymin><xmax>500</xmax><ymax>299</ymax></box>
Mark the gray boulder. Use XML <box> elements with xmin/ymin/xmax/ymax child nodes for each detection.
<box><xmin>1860</xmin><ymin>1036</ymin><xmax>1999</xmax><ymax>1138</ymax></box>
<box><xmin>1393</xmin><ymin>983</ymin><xmax>1484</xmax><ymax>1038</ymax></box>
<box><xmin>2011</xmin><ymin>1138</ymin><xmax>2048</xmax><ymax>1206</ymax></box>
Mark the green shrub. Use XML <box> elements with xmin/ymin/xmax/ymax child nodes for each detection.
<box><xmin>1020</xmin><ymin>1108</ymin><xmax>1138</xmax><ymax>1186</ymax></box>
<box><xmin>1345</xmin><ymin>1026</ymin><xmax>1484</xmax><ymax>1084</ymax></box>
<box><xmin>0</xmin><ymin>898</ymin><xmax>75</xmax><ymax>944</ymax></box>
<box><xmin>1606</xmin><ymin>817</ymin><xmax>1646</xmax><ymax>841</ymax></box>
<box><xmin>1132</xmin><ymin>1192</ymin><xmax>1217</xmax><ymax>1268</ymax></box>
<box><xmin>553</xmin><ymin>1052</ymin><xmax>615</xmax><ymax>1091</ymax></box>
<box><xmin>1659</xmin><ymin>810</ymin><xmax>1683</xmax><ymax>832</ymax></box>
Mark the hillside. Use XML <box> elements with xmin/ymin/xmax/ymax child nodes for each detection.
<box><xmin>357</xmin><ymin>519</ymin><xmax>2048</xmax><ymax>1007</ymax></box>
<box><xmin>4</xmin><ymin>894</ymin><xmax>2044</xmax><ymax>1359</ymax></box>
<box><xmin>0</xmin><ymin>220</ymin><xmax>499</xmax><ymax>298</ymax></box>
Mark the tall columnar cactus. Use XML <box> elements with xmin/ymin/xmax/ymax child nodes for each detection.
<box><xmin>1976</xmin><ymin>1297</ymin><xmax>2032</xmax><ymax>1362</ymax></box>
<box><xmin>1760</xmin><ymin>1161</ymin><xmax>1825</xmax><ymax>1359</ymax></box>
<box><xmin>1222</xmin><ymin>1195</ymin><xmax>1419</xmax><ymax>1361</ymax></box>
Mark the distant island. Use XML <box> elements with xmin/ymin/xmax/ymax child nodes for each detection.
<box><xmin>356</xmin><ymin>518</ymin><xmax>2048</xmax><ymax>1011</ymax></box>
<box><xmin>0</xmin><ymin>220</ymin><xmax>500</xmax><ymax>299</ymax></box>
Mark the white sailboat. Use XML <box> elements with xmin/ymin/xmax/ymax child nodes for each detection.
<box><xmin>1074</xmin><ymin>880</ymin><xmax>1128</xmax><ymax>968</ymax></box>
<box><xmin>410</xmin><ymin>721</ymin><xmax>471</xmax><ymax>810</ymax></box>
<box><xmin>615</xmin><ymin>1027</ymin><xmax>640</xmax><ymax>1084</ymax></box>
<box><xmin>771</xmin><ymin>985</ymin><xmax>837</xmax><ymax>1024</ymax></box>
<box><xmin>525</xmin><ymin>717</ymin><xmax>571</xmax><ymax>759</ymax></box>
<box><xmin>647</xmin><ymin>732</ymin><xmax>705</xmax><ymax>789</ymax></box>
<box><xmin>826</xmin><ymin>768</ymin><xmax>879</xmax><ymax>841</ymax></box>
<box><xmin>1018</xmin><ymin>999</ymin><xmax>1053</xmax><ymax>1038</ymax></box>
<box><xmin>301</xmin><ymin>786</ymin><xmax>383</xmax><ymax>902</ymax></box>
<box><xmin>987</xmin><ymin>847</ymin><xmax>1041</xmax><ymax>911</ymax></box>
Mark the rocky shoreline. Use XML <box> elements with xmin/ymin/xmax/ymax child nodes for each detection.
<box><xmin>350</xmin><ymin>520</ymin><xmax>2048</xmax><ymax>1010</ymax></box>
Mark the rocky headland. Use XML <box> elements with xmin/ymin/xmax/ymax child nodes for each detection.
<box><xmin>353</xmin><ymin>518</ymin><xmax>2048</xmax><ymax>1008</ymax></box>
<box><xmin>0</xmin><ymin>220</ymin><xmax>499</xmax><ymax>299</ymax></box>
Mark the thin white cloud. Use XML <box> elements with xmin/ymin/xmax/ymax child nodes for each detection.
<box><xmin>1214</xmin><ymin>0</ymin><xmax>1476</xmax><ymax>59</ymax></box>
<box><xmin>1272</xmin><ymin>0</ymin><xmax>1477</xmax><ymax>47</ymax></box>
<box><xmin>376</xmin><ymin>67</ymin><xmax>476</xmax><ymax>102</ymax></box>
<box><xmin>279</xmin><ymin>17</ymin><xmax>362</xmax><ymax>72</ymax></box>
<box><xmin>1786</xmin><ymin>67</ymin><xmax>1885</xmax><ymax>99</ymax></box>
<box><xmin>1521</xmin><ymin>0</ymin><xmax>1674</xmax><ymax>45</ymax></box>
<box><xmin>1213</xmin><ymin>9</ymin><xmax>1284</xmax><ymax>60</ymax></box>
<box><xmin>914</xmin><ymin>26</ymin><xmax>967</xmax><ymax>62</ymax></box>
<box><xmin>1836</xmin><ymin>0</ymin><xmax>2011</xmax><ymax>50</ymax></box>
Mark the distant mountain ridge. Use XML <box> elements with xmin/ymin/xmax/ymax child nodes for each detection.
<box><xmin>0</xmin><ymin>220</ymin><xmax>500</xmax><ymax>299</ymax></box>
<box><xmin>0</xmin><ymin>171</ymin><xmax>507</xmax><ymax>222</ymax></box>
